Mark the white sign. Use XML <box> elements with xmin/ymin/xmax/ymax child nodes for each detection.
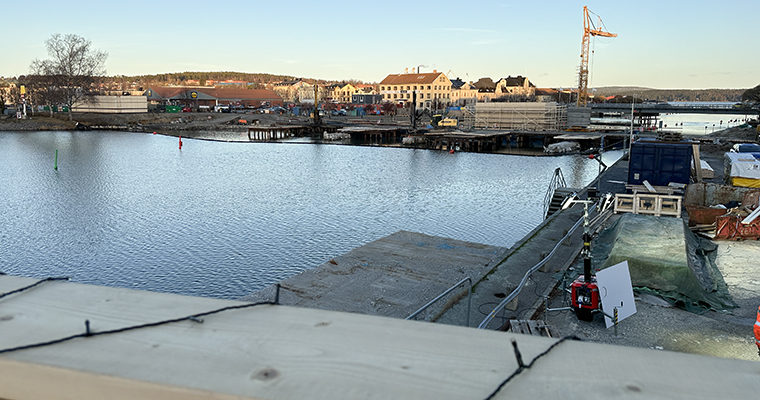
<box><xmin>595</xmin><ymin>261</ymin><xmax>637</xmax><ymax>328</ymax></box>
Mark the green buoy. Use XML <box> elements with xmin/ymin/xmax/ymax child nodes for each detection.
<box><xmin>54</xmin><ymin>149</ymin><xmax>58</xmax><ymax>170</ymax></box>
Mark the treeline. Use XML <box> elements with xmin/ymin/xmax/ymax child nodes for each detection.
<box><xmin>114</xmin><ymin>72</ymin><xmax>371</xmax><ymax>88</ymax></box>
<box><xmin>594</xmin><ymin>87</ymin><xmax>746</xmax><ymax>102</ymax></box>
<box><xmin>121</xmin><ymin>71</ymin><xmax>299</xmax><ymax>87</ymax></box>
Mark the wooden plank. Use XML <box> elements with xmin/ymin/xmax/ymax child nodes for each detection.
<box><xmin>692</xmin><ymin>143</ymin><xmax>703</xmax><ymax>183</ymax></box>
<box><xmin>0</xmin><ymin>358</ymin><xmax>257</xmax><ymax>400</ymax></box>
<box><xmin>526</xmin><ymin>320</ymin><xmax>541</xmax><ymax>337</ymax></box>
<box><xmin>509</xmin><ymin>320</ymin><xmax>522</xmax><ymax>333</ymax></box>
<box><xmin>519</xmin><ymin>320</ymin><xmax>531</xmax><ymax>335</ymax></box>
<box><xmin>1</xmin><ymin>276</ymin><xmax>760</xmax><ymax>399</ymax></box>
<box><xmin>544</xmin><ymin>324</ymin><xmax>562</xmax><ymax>339</ymax></box>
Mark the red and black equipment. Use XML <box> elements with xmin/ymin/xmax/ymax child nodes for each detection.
<box><xmin>571</xmin><ymin>200</ymin><xmax>600</xmax><ymax>321</ymax></box>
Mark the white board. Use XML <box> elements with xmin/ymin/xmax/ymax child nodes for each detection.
<box><xmin>595</xmin><ymin>261</ymin><xmax>637</xmax><ymax>328</ymax></box>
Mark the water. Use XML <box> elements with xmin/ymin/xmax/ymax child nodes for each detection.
<box><xmin>0</xmin><ymin>131</ymin><xmax>621</xmax><ymax>299</ymax></box>
<box><xmin>659</xmin><ymin>102</ymin><xmax>755</xmax><ymax>136</ymax></box>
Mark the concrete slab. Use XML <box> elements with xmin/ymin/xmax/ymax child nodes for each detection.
<box><xmin>241</xmin><ymin>230</ymin><xmax>505</xmax><ymax>321</ymax></box>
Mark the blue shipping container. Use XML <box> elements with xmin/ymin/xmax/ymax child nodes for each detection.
<box><xmin>628</xmin><ymin>139</ymin><xmax>693</xmax><ymax>186</ymax></box>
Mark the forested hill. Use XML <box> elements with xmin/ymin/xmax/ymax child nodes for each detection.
<box><xmin>117</xmin><ymin>72</ymin><xmax>371</xmax><ymax>88</ymax></box>
<box><xmin>594</xmin><ymin>87</ymin><xmax>745</xmax><ymax>102</ymax></box>
<box><xmin>123</xmin><ymin>72</ymin><xmax>300</xmax><ymax>87</ymax></box>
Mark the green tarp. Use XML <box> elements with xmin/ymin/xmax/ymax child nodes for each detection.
<box><xmin>592</xmin><ymin>213</ymin><xmax>736</xmax><ymax>313</ymax></box>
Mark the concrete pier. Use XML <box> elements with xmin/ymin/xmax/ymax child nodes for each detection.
<box><xmin>242</xmin><ymin>230</ymin><xmax>505</xmax><ymax>322</ymax></box>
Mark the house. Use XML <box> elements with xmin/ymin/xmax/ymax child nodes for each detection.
<box><xmin>144</xmin><ymin>87</ymin><xmax>282</xmax><ymax>109</ymax></box>
<box><xmin>535</xmin><ymin>88</ymin><xmax>558</xmax><ymax>102</ymax></box>
<box><xmin>327</xmin><ymin>83</ymin><xmax>357</xmax><ymax>104</ymax></box>
<box><xmin>271</xmin><ymin>80</ymin><xmax>312</xmax><ymax>103</ymax></box>
<box><xmin>472</xmin><ymin>77</ymin><xmax>497</xmax><ymax>102</ymax></box>
<box><xmin>449</xmin><ymin>78</ymin><xmax>478</xmax><ymax>106</ymax></box>
<box><xmin>379</xmin><ymin>69</ymin><xmax>451</xmax><ymax>110</ymax></box>
<box><xmin>494</xmin><ymin>75</ymin><xmax>535</xmax><ymax>98</ymax></box>
<box><xmin>355</xmin><ymin>84</ymin><xmax>377</xmax><ymax>95</ymax></box>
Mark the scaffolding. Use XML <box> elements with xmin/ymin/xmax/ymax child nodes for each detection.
<box><xmin>463</xmin><ymin>102</ymin><xmax>567</xmax><ymax>131</ymax></box>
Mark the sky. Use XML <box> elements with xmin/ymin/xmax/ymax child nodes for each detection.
<box><xmin>2</xmin><ymin>0</ymin><xmax>758</xmax><ymax>90</ymax></box>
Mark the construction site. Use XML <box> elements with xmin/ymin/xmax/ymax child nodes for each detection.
<box><xmin>2</xmin><ymin>6</ymin><xmax>760</xmax><ymax>400</ymax></box>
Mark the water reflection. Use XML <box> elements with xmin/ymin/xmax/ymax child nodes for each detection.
<box><xmin>0</xmin><ymin>131</ymin><xmax>621</xmax><ymax>299</ymax></box>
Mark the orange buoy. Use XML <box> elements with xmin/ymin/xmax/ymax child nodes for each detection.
<box><xmin>179</xmin><ymin>135</ymin><xmax>183</xmax><ymax>150</ymax></box>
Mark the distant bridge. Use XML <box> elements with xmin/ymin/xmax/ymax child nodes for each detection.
<box><xmin>589</xmin><ymin>103</ymin><xmax>759</xmax><ymax>116</ymax></box>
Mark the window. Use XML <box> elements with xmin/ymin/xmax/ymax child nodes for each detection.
<box><xmin>419</xmin><ymin>102</ymin><xmax>423</xmax><ymax>108</ymax></box>
<box><xmin>413</xmin><ymin>86</ymin><xmax>417</xmax><ymax>90</ymax></box>
<box><xmin>406</xmin><ymin>86</ymin><xmax>410</xmax><ymax>90</ymax></box>
<box><xmin>427</xmin><ymin>86</ymin><xmax>431</xmax><ymax>90</ymax></box>
<box><xmin>426</xmin><ymin>93</ymin><xmax>430</xmax><ymax>99</ymax></box>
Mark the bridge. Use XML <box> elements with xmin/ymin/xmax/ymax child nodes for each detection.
<box><xmin>589</xmin><ymin>102</ymin><xmax>759</xmax><ymax>116</ymax></box>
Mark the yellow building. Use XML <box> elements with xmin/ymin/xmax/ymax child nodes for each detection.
<box><xmin>379</xmin><ymin>70</ymin><xmax>451</xmax><ymax>109</ymax></box>
<box><xmin>327</xmin><ymin>83</ymin><xmax>358</xmax><ymax>104</ymax></box>
<box><xmin>450</xmin><ymin>78</ymin><xmax>478</xmax><ymax>106</ymax></box>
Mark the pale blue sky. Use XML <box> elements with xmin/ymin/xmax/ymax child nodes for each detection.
<box><xmin>2</xmin><ymin>0</ymin><xmax>758</xmax><ymax>89</ymax></box>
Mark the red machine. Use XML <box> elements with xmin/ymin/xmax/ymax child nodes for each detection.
<box><xmin>571</xmin><ymin>274</ymin><xmax>600</xmax><ymax>321</ymax></box>
<box><xmin>571</xmin><ymin>226</ymin><xmax>600</xmax><ymax>321</ymax></box>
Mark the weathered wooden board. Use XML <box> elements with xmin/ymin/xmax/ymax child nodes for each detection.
<box><xmin>1</xmin><ymin>276</ymin><xmax>759</xmax><ymax>400</ymax></box>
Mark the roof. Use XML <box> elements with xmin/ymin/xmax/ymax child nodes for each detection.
<box><xmin>473</xmin><ymin>77</ymin><xmax>495</xmax><ymax>92</ymax></box>
<box><xmin>498</xmin><ymin>75</ymin><xmax>535</xmax><ymax>88</ymax></box>
<box><xmin>450</xmin><ymin>78</ymin><xmax>466</xmax><ymax>89</ymax></box>
<box><xmin>379</xmin><ymin>72</ymin><xmax>446</xmax><ymax>86</ymax></box>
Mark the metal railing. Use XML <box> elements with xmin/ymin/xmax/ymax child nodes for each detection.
<box><xmin>406</xmin><ymin>277</ymin><xmax>472</xmax><ymax>327</ymax></box>
<box><xmin>543</xmin><ymin>167</ymin><xmax>567</xmax><ymax>219</ymax></box>
<box><xmin>478</xmin><ymin>216</ymin><xmax>585</xmax><ymax>329</ymax></box>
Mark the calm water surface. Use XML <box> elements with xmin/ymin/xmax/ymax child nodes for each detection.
<box><xmin>0</xmin><ymin>131</ymin><xmax>621</xmax><ymax>299</ymax></box>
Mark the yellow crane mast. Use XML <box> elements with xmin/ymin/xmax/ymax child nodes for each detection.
<box><xmin>577</xmin><ymin>6</ymin><xmax>616</xmax><ymax>107</ymax></box>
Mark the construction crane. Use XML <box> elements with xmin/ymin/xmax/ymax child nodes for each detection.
<box><xmin>577</xmin><ymin>6</ymin><xmax>616</xmax><ymax>107</ymax></box>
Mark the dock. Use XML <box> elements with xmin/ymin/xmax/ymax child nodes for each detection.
<box><xmin>242</xmin><ymin>230</ymin><xmax>505</xmax><ymax>322</ymax></box>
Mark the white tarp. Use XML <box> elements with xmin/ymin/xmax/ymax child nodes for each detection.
<box><xmin>723</xmin><ymin>152</ymin><xmax>760</xmax><ymax>180</ymax></box>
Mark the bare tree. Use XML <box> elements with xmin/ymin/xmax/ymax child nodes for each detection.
<box><xmin>29</xmin><ymin>33</ymin><xmax>108</xmax><ymax>120</ymax></box>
